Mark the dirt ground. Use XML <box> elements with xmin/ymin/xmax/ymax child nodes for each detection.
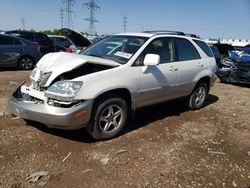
<box><xmin>0</xmin><ymin>70</ymin><xmax>249</xmax><ymax>188</ymax></box>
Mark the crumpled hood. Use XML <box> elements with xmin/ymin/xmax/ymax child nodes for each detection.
<box><xmin>35</xmin><ymin>52</ymin><xmax>120</xmax><ymax>86</ymax></box>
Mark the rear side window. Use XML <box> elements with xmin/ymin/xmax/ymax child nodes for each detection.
<box><xmin>193</xmin><ymin>39</ymin><xmax>214</xmax><ymax>57</ymax></box>
<box><xmin>20</xmin><ymin>32</ymin><xmax>34</xmax><ymax>40</ymax></box>
<box><xmin>175</xmin><ymin>38</ymin><xmax>200</xmax><ymax>61</ymax></box>
<box><xmin>0</xmin><ymin>36</ymin><xmax>15</xmax><ymax>45</ymax></box>
<box><xmin>37</xmin><ymin>34</ymin><xmax>48</xmax><ymax>41</ymax></box>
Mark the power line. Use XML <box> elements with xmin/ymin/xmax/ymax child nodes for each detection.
<box><xmin>59</xmin><ymin>7</ymin><xmax>64</xmax><ymax>28</ymax></box>
<box><xmin>122</xmin><ymin>15</ymin><xmax>127</xmax><ymax>32</ymax></box>
<box><xmin>83</xmin><ymin>0</ymin><xmax>100</xmax><ymax>37</ymax></box>
<box><xmin>63</xmin><ymin>0</ymin><xmax>75</xmax><ymax>28</ymax></box>
<box><xmin>21</xmin><ymin>17</ymin><xmax>25</xmax><ymax>30</ymax></box>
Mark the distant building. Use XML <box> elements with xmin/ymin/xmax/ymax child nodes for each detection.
<box><xmin>205</xmin><ymin>38</ymin><xmax>250</xmax><ymax>46</ymax></box>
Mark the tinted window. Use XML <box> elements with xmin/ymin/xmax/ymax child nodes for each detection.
<box><xmin>194</xmin><ymin>39</ymin><xmax>214</xmax><ymax>57</ymax></box>
<box><xmin>20</xmin><ymin>32</ymin><xmax>34</xmax><ymax>40</ymax></box>
<box><xmin>14</xmin><ymin>38</ymin><xmax>22</xmax><ymax>45</ymax></box>
<box><xmin>0</xmin><ymin>35</ymin><xmax>15</xmax><ymax>45</ymax></box>
<box><xmin>57</xmin><ymin>37</ymin><xmax>67</xmax><ymax>42</ymax></box>
<box><xmin>175</xmin><ymin>38</ymin><xmax>200</xmax><ymax>61</ymax></box>
<box><xmin>36</xmin><ymin>34</ymin><xmax>49</xmax><ymax>41</ymax></box>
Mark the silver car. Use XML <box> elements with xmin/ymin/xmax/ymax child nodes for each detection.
<box><xmin>7</xmin><ymin>30</ymin><xmax>216</xmax><ymax>140</ymax></box>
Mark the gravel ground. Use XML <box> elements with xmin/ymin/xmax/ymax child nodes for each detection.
<box><xmin>0</xmin><ymin>70</ymin><xmax>249</xmax><ymax>188</ymax></box>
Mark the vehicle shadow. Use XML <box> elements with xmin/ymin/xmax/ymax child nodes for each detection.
<box><xmin>124</xmin><ymin>94</ymin><xmax>219</xmax><ymax>133</ymax></box>
<box><xmin>219</xmin><ymin>81</ymin><xmax>250</xmax><ymax>88</ymax></box>
<box><xmin>27</xmin><ymin>94</ymin><xmax>219</xmax><ymax>143</ymax></box>
<box><xmin>0</xmin><ymin>67</ymin><xmax>28</xmax><ymax>72</ymax></box>
<box><xmin>231</xmin><ymin>83</ymin><xmax>250</xmax><ymax>88</ymax></box>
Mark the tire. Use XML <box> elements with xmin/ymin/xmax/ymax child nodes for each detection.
<box><xmin>87</xmin><ymin>95</ymin><xmax>128</xmax><ymax>140</ymax></box>
<box><xmin>188</xmin><ymin>82</ymin><xmax>208</xmax><ymax>110</ymax></box>
<box><xmin>18</xmin><ymin>56</ymin><xmax>34</xmax><ymax>70</ymax></box>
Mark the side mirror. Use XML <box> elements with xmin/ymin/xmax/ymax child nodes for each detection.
<box><xmin>143</xmin><ymin>54</ymin><xmax>160</xmax><ymax>66</ymax></box>
<box><xmin>142</xmin><ymin>54</ymin><xmax>160</xmax><ymax>73</ymax></box>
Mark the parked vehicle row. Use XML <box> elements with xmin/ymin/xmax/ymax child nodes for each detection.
<box><xmin>0</xmin><ymin>29</ymin><xmax>87</xmax><ymax>69</ymax></box>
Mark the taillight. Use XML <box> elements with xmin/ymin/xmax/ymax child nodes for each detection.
<box><xmin>66</xmin><ymin>48</ymin><xmax>73</xmax><ymax>53</ymax></box>
<box><xmin>32</xmin><ymin>44</ymin><xmax>40</xmax><ymax>49</ymax></box>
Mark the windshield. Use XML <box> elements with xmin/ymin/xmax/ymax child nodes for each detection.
<box><xmin>81</xmin><ymin>35</ymin><xmax>148</xmax><ymax>64</ymax></box>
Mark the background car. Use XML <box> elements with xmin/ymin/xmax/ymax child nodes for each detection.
<box><xmin>48</xmin><ymin>35</ymin><xmax>72</xmax><ymax>48</ymax></box>
<box><xmin>210</xmin><ymin>45</ymin><xmax>222</xmax><ymax>68</ymax></box>
<box><xmin>0</xmin><ymin>34</ymin><xmax>42</xmax><ymax>70</ymax></box>
<box><xmin>213</xmin><ymin>43</ymin><xmax>234</xmax><ymax>58</ymax></box>
<box><xmin>5</xmin><ymin>30</ymin><xmax>56</xmax><ymax>55</ymax></box>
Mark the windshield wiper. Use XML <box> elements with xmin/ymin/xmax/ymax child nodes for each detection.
<box><xmin>87</xmin><ymin>53</ymin><xmax>103</xmax><ymax>58</ymax></box>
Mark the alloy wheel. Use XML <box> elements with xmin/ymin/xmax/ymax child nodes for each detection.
<box><xmin>98</xmin><ymin>104</ymin><xmax>123</xmax><ymax>133</ymax></box>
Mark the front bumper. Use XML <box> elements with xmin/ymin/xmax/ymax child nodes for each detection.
<box><xmin>7</xmin><ymin>84</ymin><xmax>94</xmax><ymax>130</ymax></box>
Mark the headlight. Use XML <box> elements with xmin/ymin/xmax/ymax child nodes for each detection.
<box><xmin>30</xmin><ymin>67</ymin><xmax>39</xmax><ymax>81</ymax></box>
<box><xmin>45</xmin><ymin>81</ymin><xmax>83</xmax><ymax>101</ymax></box>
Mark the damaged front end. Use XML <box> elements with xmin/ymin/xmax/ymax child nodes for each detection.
<box><xmin>8</xmin><ymin>81</ymin><xmax>93</xmax><ymax>129</ymax></box>
<box><xmin>216</xmin><ymin>51</ymin><xmax>250</xmax><ymax>84</ymax></box>
<box><xmin>7</xmin><ymin>52</ymin><xmax>117</xmax><ymax>130</ymax></box>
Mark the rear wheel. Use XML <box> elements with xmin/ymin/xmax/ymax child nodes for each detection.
<box><xmin>87</xmin><ymin>95</ymin><xmax>128</xmax><ymax>140</ymax></box>
<box><xmin>188</xmin><ymin>82</ymin><xmax>208</xmax><ymax>110</ymax></box>
<box><xmin>18</xmin><ymin>56</ymin><xmax>34</xmax><ymax>70</ymax></box>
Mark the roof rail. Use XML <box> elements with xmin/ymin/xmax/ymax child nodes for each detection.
<box><xmin>143</xmin><ymin>30</ymin><xmax>185</xmax><ymax>36</ymax></box>
<box><xmin>185</xmin><ymin>33</ymin><xmax>200</xmax><ymax>38</ymax></box>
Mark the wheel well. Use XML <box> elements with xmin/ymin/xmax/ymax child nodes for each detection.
<box><xmin>93</xmin><ymin>88</ymin><xmax>133</xmax><ymax>111</ymax></box>
<box><xmin>198</xmin><ymin>76</ymin><xmax>210</xmax><ymax>91</ymax></box>
<box><xmin>18</xmin><ymin>55</ymin><xmax>35</xmax><ymax>64</ymax></box>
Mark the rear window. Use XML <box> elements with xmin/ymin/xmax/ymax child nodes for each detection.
<box><xmin>175</xmin><ymin>38</ymin><xmax>200</xmax><ymax>61</ymax></box>
<box><xmin>193</xmin><ymin>39</ymin><xmax>214</xmax><ymax>57</ymax></box>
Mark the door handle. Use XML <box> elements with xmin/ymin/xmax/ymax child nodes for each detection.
<box><xmin>197</xmin><ymin>62</ymin><xmax>204</xmax><ymax>68</ymax></box>
<box><xmin>169</xmin><ymin>66</ymin><xmax>178</xmax><ymax>71</ymax></box>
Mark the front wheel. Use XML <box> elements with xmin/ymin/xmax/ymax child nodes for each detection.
<box><xmin>188</xmin><ymin>82</ymin><xmax>208</xmax><ymax>110</ymax></box>
<box><xmin>87</xmin><ymin>95</ymin><xmax>128</xmax><ymax>140</ymax></box>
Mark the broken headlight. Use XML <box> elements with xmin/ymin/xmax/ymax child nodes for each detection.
<box><xmin>45</xmin><ymin>81</ymin><xmax>83</xmax><ymax>101</ymax></box>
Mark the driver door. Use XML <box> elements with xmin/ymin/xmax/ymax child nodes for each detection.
<box><xmin>132</xmin><ymin>37</ymin><xmax>179</xmax><ymax>108</ymax></box>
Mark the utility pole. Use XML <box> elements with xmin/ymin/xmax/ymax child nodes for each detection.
<box><xmin>59</xmin><ymin>7</ymin><xmax>64</xmax><ymax>28</ymax></box>
<box><xmin>83</xmin><ymin>0</ymin><xmax>100</xmax><ymax>37</ymax></box>
<box><xmin>21</xmin><ymin>17</ymin><xmax>25</xmax><ymax>30</ymax></box>
<box><xmin>122</xmin><ymin>15</ymin><xmax>127</xmax><ymax>32</ymax></box>
<box><xmin>63</xmin><ymin>0</ymin><xmax>75</xmax><ymax>28</ymax></box>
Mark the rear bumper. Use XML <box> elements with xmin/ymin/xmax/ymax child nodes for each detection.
<box><xmin>7</xmin><ymin>85</ymin><xmax>93</xmax><ymax>130</ymax></box>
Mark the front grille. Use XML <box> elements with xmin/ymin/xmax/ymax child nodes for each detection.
<box><xmin>31</xmin><ymin>72</ymin><xmax>51</xmax><ymax>90</ymax></box>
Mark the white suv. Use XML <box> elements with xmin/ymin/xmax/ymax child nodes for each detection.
<box><xmin>8</xmin><ymin>31</ymin><xmax>217</xmax><ymax>140</ymax></box>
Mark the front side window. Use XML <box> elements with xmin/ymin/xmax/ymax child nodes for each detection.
<box><xmin>134</xmin><ymin>37</ymin><xmax>175</xmax><ymax>66</ymax></box>
<box><xmin>81</xmin><ymin>35</ymin><xmax>148</xmax><ymax>64</ymax></box>
<box><xmin>175</xmin><ymin>38</ymin><xmax>200</xmax><ymax>61</ymax></box>
<box><xmin>0</xmin><ymin>36</ymin><xmax>15</xmax><ymax>45</ymax></box>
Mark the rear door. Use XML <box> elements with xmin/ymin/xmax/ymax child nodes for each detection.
<box><xmin>0</xmin><ymin>35</ymin><xmax>22</xmax><ymax>66</ymax></box>
<box><xmin>173</xmin><ymin>38</ymin><xmax>203</xmax><ymax>97</ymax></box>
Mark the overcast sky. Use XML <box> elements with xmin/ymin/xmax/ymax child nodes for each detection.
<box><xmin>0</xmin><ymin>0</ymin><xmax>250</xmax><ymax>39</ymax></box>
